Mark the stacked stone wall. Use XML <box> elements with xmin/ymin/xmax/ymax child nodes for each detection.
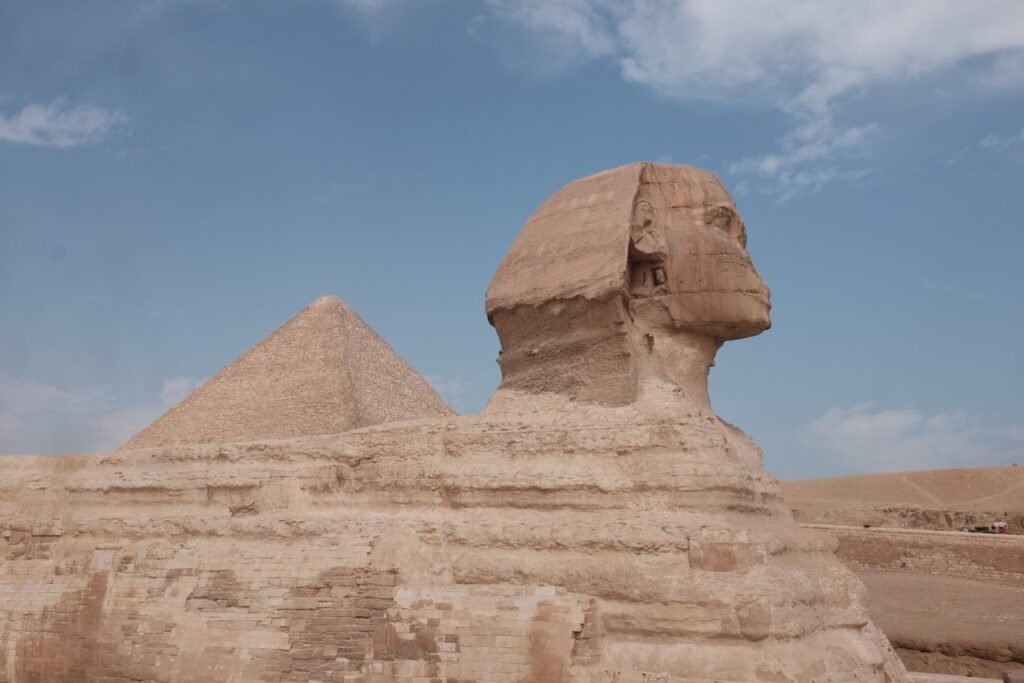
<box><xmin>0</xmin><ymin>532</ymin><xmax>597</xmax><ymax>683</ymax></box>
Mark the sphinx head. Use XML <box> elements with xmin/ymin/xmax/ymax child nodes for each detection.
<box><xmin>486</xmin><ymin>162</ymin><xmax>770</xmax><ymax>407</ymax></box>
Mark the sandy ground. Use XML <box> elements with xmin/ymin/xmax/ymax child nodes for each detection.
<box><xmin>858</xmin><ymin>570</ymin><xmax>1024</xmax><ymax>678</ymax></box>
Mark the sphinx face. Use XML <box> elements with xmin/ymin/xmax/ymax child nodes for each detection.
<box><xmin>628</xmin><ymin>196</ymin><xmax>771</xmax><ymax>340</ymax></box>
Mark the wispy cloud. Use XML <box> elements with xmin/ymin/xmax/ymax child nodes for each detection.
<box><xmin>980</xmin><ymin>128</ymin><xmax>1024</xmax><ymax>148</ymax></box>
<box><xmin>338</xmin><ymin>0</ymin><xmax>401</xmax><ymax>11</ymax></box>
<box><xmin>479</xmin><ymin>0</ymin><xmax>617</xmax><ymax>73</ymax></box>
<box><xmin>426</xmin><ymin>374</ymin><xmax>482</xmax><ymax>415</ymax></box>
<box><xmin>916</xmin><ymin>277</ymin><xmax>990</xmax><ymax>302</ymax></box>
<box><xmin>728</xmin><ymin>120</ymin><xmax>876</xmax><ymax>202</ymax></box>
<box><xmin>0</xmin><ymin>99</ymin><xmax>126</xmax><ymax>148</ymax></box>
<box><xmin>92</xmin><ymin>377</ymin><xmax>196</xmax><ymax>451</ymax></box>
<box><xmin>482</xmin><ymin>1</ymin><xmax>1024</xmax><ymax>105</ymax></box>
<box><xmin>939</xmin><ymin>126</ymin><xmax>1022</xmax><ymax>166</ymax></box>
<box><xmin>0</xmin><ymin>375</ymin><xmax>196</xmax><ymax>454</ymax></box>
<box><xmin>983</xmin><ymin>49</ymin><xmax>1024</xmax><ymax>90</ymax></box>
<box><xmin>473</xmin><ymin>1</ymin><xmax>1024</xmax><ymax>198</ymax></box>
<box><xmin>801</xmin><ymin>403</ymin><xmax>1024</xmax><ymax>473</ymax></box>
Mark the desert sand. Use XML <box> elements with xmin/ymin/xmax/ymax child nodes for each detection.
<box><xmin>861</xmin><ymin>571</ymin><xmax>1024</xmax><ymax>678</ymax></box>
<box><xmin>784</xmin><ymin>469</ymin><xmax>1024</xmax><ymax>677</ymax></box>
<box><xmin>784</xmin><ymin>466</ymin><xmax>1024</xmax><ymax>533</ymax></box>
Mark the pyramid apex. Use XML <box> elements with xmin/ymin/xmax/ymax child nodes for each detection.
<box><xmin>309</xmin><ymin>294</ymin><xmax>348</xmax><ymax>310</ymax></box>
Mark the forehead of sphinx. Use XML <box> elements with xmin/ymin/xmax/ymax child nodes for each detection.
<box><xmin>486</xmin><ymin>162</ymin><xmax>735</xmax><ymax>314</ymax></box>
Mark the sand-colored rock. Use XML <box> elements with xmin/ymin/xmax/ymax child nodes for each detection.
<box><xmin>1</xmin><ymin>163</ymin><xmax>906</xmax><ymax>682</ymax></box>
<box><xmin>122</xmin><ymin>295</ymin><xmax>453</xmax><ymax>450</ymax></box>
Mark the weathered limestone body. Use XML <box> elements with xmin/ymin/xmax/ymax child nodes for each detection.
<box><xmin>0</xmin><ymin>163</ymin><xmax>905</xmax><ymax>682</ymax></box>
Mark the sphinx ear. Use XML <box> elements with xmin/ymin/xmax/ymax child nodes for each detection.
<box><xmin>629</xmin><ymin>199</ymin><xmax>665</xmax><ymax>260</ymax></box>
<box><xmin>627</xmin><ymin>198</ymin><xmax>668</xmax><ymax>298</ymax></box>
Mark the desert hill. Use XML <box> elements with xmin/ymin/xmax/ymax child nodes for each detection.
<box><xmin>783</xmin><ymin>465</ymin><xmax>1024</xmax><ymax>533</ymax></box>
<box><xmin>785</xmin><ymin>467</ymin><xmax>1024</xmax><ymax>676</ymax></box>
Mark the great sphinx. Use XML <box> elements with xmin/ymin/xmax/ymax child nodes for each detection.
<box><xmin>0</xmin><ymin>163</ymin><xmax>905</xmax><ymax>682</ymax></box>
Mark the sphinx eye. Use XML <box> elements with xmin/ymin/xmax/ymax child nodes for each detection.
<box><xmin>708</xmin><ymin>206</ymin><xmax>734</xmax><ymax>232</ymax></box>
<box><xmin>707</xmin><ymin>205</ymin><xmax>747</xmax><ymax>246</ymax></box>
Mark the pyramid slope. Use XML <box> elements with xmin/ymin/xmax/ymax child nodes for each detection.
<box><xmin>121</xmin><ymin>296</ymin><xmax>453</xmax><ymax>450</ymax></box>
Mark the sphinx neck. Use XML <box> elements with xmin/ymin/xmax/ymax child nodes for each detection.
<box><xmin>632</xmin><ymin>326</ymin><xmax>722</xmax><ymax>413</ymax></box>
<box><xmin>483</xmin><ymin>297</ymin><xmax>724</xmax><ymax>415</ymax></box>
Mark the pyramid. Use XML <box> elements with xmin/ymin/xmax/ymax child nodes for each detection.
<box><xmin>121</xmin><ymin>295</ymin><xmax>453</xmax><ymax>449</ymax></box>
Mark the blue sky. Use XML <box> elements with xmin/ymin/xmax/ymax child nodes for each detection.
<box><xmin>1</xmin><ymin>0</ymin><xmax>1022</xmax><ymax>478</ymax></box>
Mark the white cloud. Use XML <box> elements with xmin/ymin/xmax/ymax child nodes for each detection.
<box><xmin>486</xmin><ymin>0</ymin><xmax>616</xmax><ymax>66</ymax></box>
<box><xmin>729</xmin><ymin>118</ymin><xmax>876</xmax><ymax>201</ymax></box>
<box><xmin>159</xmin><ymin>377</ymin><xmax>195</xmax><ymax>406</ymax></box>
<box><xmin>339</xmin><ymin>0</ymin><xmax>396</xmax><ymax>10</ymax></box>
<box><xmin>980</xmin><ymin>128</ymin><xmax>1024</xmax><ymax>148</ymax></box>
<box><xmin>0</xmin><ymin>99</ymin><xmax>126</xmax><ymax>148</ymax></box>
<box><xmin>486</xmin><ymin>1</ymin><xmax>1024</xmax><ymax>105</ymax></box>
<box><xmin>0</xmin><ymin>376</ymin><xmax>196</xmax><ymax>455</ymax></box>
<box><xmin>426</xmin><ymin>374</ymin><xmax>481</xmax><ymax>414</ymax></box>
<box><xmin>800</xmin><ymin>404</ymin><xmax>1024</xmax><ymax>473</ymax></box>
<box><xmin>337</xmin><ymin>0</ymin><xmax>397</xmax><ymax>12</ymax></box>
<box><xmin>93</xmin><ymin>376</ymin><xmax>198</xmax><ymax>451</ymax></box>
<box><xmin>0</xmin><ymin>377</ymin><xmax>108</xmax><ymax>450</ymax></box>
<box><xmin>916</xmin><ymin>277</ymin><xmax>990</xmax><ymax>302</ymax></box>
<box><xmin>730</xmin><ymin>123</ymin><xmax>876</xmax><ymax>177</ymax></box>
<box><xmin>984</xmin><ymin>49</ymin><xmax>1024</xmax><ymax>90</ymax></box>
<box><xmin>478</xmin><ymin>1</ymin><xmax>1024</xmax><ymax>198</ymax></box>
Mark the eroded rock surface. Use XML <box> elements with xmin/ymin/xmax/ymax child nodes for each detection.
<box><xmin>0</xmin><ymin>163</ymin><xmax>906</xmax><ymax>682</ymax></box>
